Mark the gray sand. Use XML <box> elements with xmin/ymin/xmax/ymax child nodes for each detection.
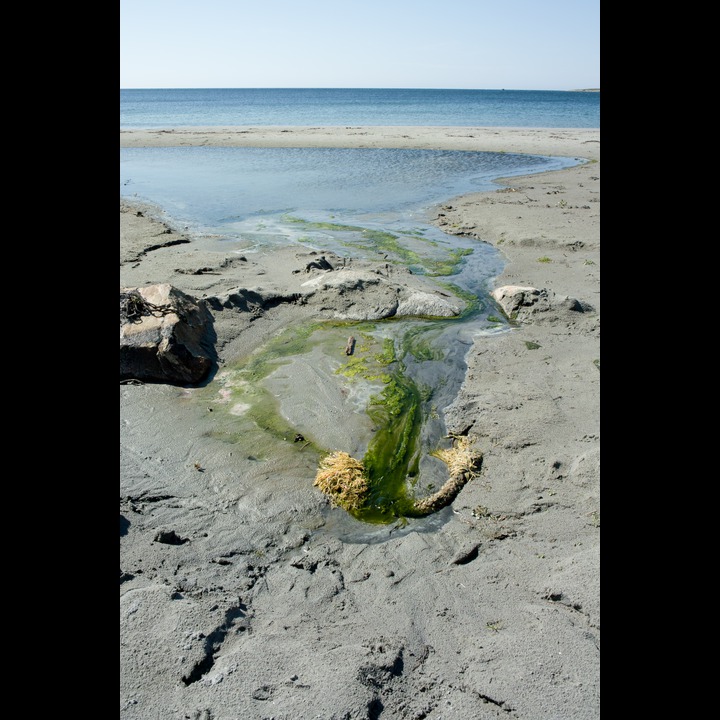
<box><xmin>120</xmin><ymin>126</ymin><xmax>599</xmax><ymax>719</ymax></box>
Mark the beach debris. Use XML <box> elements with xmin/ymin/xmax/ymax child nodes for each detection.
<box><xmin>120</xmin><ymin>289</ymin><xmax>175</xmax><ymax>323</ymax></box>
<box><xmin>431</xmin><ymin>436</ymin><xmax>482</xmax><ymax>479</ymax></box>
<box><xmin>314</xmin><ymin>451</ymin><xmax>369</xmax><ymax>511</ymax></box>
<box><xmin>345</xmin><ymin>336</ymin><xmax>356</xmax><ymax>355</ymax></box>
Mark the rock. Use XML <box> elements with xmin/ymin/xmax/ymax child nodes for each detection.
<box><xmin>396</xmin><ymin>291</ymin><xmax>461</xmax><ymax>317</ymax></box>
<box><xmin>304</xmin><ymin>255</ymin><xmax>334</xmax><ymax>272</ymax></box>
<box><xmin>153</xmin><ymin>529</ymin><xmax>188</xmax><ymax>545</ymax></box>
<box><xmin>491</xmin><ymin>285</ymin><xmax>591</xmax><ymax>322</ymax></box>
<box><xmin>120</xmin><ymin>284</ymin><xmax>215</xmax><ymax>384</ymax></box>
<box><xmin>490</xmin><ymin>285</ymin><xmax>545</xmax><ymax>317</ymax></box>
<box><xmin>300</xmin><ymin>269</ymin><xmax>400</xmax><ymax>320</ymax></box>
<box><xmin>299</xmin><ymin>270</ymin><xmax>464</xmax><ymax>320</ymax></box>
<box><xmin>300</xmin><ymin>268</ymin><xmax>378</xmax><ymax>292</ymax></box>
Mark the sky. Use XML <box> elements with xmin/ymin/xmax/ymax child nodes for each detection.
<box><xmin>120</xmin><ymin>0</ymin><xmax>600</xmax><ymax>91</ymax></box>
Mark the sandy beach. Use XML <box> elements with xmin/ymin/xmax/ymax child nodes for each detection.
<box><xmin>120</xmin><ymin>126</ymin><xmax>599</xmax><ymax>719</ymax></box>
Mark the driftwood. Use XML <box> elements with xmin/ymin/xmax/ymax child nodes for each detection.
<box><xmin>345</xmin><ymin>336</ymin><xmax>356</xmax><ymax>355</ymax></box>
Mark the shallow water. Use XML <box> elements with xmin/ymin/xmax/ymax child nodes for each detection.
<box><xmin>120</xmin><ymin>146</ymin><xmax>577</xmax><ymax>229</ymax></box>
<box><xmin>121</xmin><ymin>147</ymin><xmax>582</xmax><ymax>531</ymax></box>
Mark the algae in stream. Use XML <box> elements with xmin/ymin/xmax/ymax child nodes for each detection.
<box><xmin>209</xmin><ymin>318</ymin><xmax>443</xmax><ymax>524</ymax></box>
<box><xmin>200</xmin><ymin>215</ymin><xmax>490</xmax><ymax>524</ymax></box>
<box><xmin>283</xmin><ymin>215</ymin><xmax>472</xmax><ymax>276</ymax></box>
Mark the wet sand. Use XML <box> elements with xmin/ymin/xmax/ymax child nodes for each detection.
<box><xmin>120</xmin><ymin>126</ymin><xmax>600</xmax><ymax>719</ymax></box>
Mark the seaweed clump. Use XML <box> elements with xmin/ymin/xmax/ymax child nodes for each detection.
<box><xmin>314</xmin><ymin>437</ymin><xmax>483</xmax><ymax>521</ymax></box>
<box><xmin>431</xmin><ymin>436</ymin><xmax>481</xmax><ymax>478</ymax></box>
<box><xmin>314</xmin><ymin>451</ymin><xmax>370</xmax><ymax>511</ymax></box>
<box><xmin>411</xmin><ymin>437</ymin><xmax>483</xmax><ymax>516</ymax></box>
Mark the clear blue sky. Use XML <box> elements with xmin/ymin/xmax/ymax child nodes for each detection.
<box><xmin>120</xmin><ymin>0</ymin><xmax>600</xmax><ymax>91</ymax></box>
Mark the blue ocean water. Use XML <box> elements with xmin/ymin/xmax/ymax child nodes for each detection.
<box><xmin>120</xmin><ymin>88</ymin><xmax>599</xmax><ymax>129</ymax></box>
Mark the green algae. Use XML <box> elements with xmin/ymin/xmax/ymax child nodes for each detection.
<box><xmin>374</xmin><ymin>337</ymin><xmax>396</xmax><ymax>366</ymax></box>
<box><xmin>422</xmin><ymin>248</ymin><xmax>473</xmax><ymax>276</ymax></box>
<box><xmin>283</xmin><ymin>216</ymin><xmax>403</xmax><ymax>259</ymax></box>
<box><xmin>209</xmin><ymin>318</ymin><xmax>421</xmax><ymax>522</ymax></box>
<box><xmin>400</xmin><ymin>325</ymin><xmax>445</xmax><ymax>362</ymax></box>
<box><xmin>334</xmin><ymin>333</ymin><xmax>394</xmax><ymax>383</ymax></box>
<box><xmin>210</xmin><ymin>314</ymin><xmax>466</xmax><ymax>524</ymax></box>
<box><xmin>283</xmin><ymin>215</ymin><xmax>473</xmax><ymax>277</ymax></box>
<box><xmin>240</xmin><ymin>322</ymin><xmax>323</xmax><ymax>382</ymax></box>
<box><xmin>440</xmin><ymin>282</ymin><xmax>481</xmax><ymax>318</ymax></box>
<box><xmin>204</xmin><ymin>322</ymin><xmax>331</xmax><ymax>455</ymax></box>
<box><xmin>354</xmin><ymin>366</ymin><xmax>424</xmax><ymax>524</ymax></box>
<box><xmin>317</xmin><ymin>327</ymin><xmax>428</xmax><ymax>523</ymax></box>
<box><xmin>203</xmin><ymin>215</ymin><xmax>488</xmax><ymax>524</ymax></box>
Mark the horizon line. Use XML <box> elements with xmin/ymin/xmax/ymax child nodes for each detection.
<box><xmin>120</xmin><ymin>86</ymin><xmax>600</xmax><ymax>93</ymax></box>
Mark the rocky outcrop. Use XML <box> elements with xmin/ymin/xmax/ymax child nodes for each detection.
<box><xmin>120</xmin><ymin>284</ymin><xmax>215</xmax><ymax>384</ymax></box>
<box><xmin>300</xmin><ymin>268</ymin><xmax>463</xmax><ymax>321</ymax></box>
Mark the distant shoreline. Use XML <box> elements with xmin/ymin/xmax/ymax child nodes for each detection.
<box><xmin>120</xmin><ymin>126</ymin><xmax>600</xmax><ymax>154</ymax></box>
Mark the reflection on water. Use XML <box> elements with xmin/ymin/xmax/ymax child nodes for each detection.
<box><xmin>121</xmin><ymin>147</ymin><xmax>581</xmax><ymax>533</ymax></box>
<box><xmin>120</xmin><ymin>146</ymin><xmax>577</xmax><ymax>229</ymax></box>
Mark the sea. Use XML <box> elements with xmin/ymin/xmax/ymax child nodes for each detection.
<box><xmin>120</xmin><ymin>87</ymin><xmax>599</xmax><ymax>129</ymax></box>
<box><xmin>120</xmin><ymin>88</ymin><xmax>598</xmax><ymax>536</ymax></box>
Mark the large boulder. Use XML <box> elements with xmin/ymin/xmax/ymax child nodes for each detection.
<box><xmin>120</xmin><ymin>284</ymin><xmax>215</xmax><ymax>384</ymax></box>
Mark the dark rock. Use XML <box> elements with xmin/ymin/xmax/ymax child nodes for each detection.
<box><xmin>120</xmin><ymin>284</ymin><xmax>215</xmax><ymax>384</ymax></box>
<box><xmin>154</xmin><ymin>529</ymin><xmax>188</xmax><ymax>545</ymax></box>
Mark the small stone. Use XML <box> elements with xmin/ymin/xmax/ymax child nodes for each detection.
<box><xmin>252</xmin><ymin>685</ymin><xmax>273</xmax><ymax>700</ymax></box>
